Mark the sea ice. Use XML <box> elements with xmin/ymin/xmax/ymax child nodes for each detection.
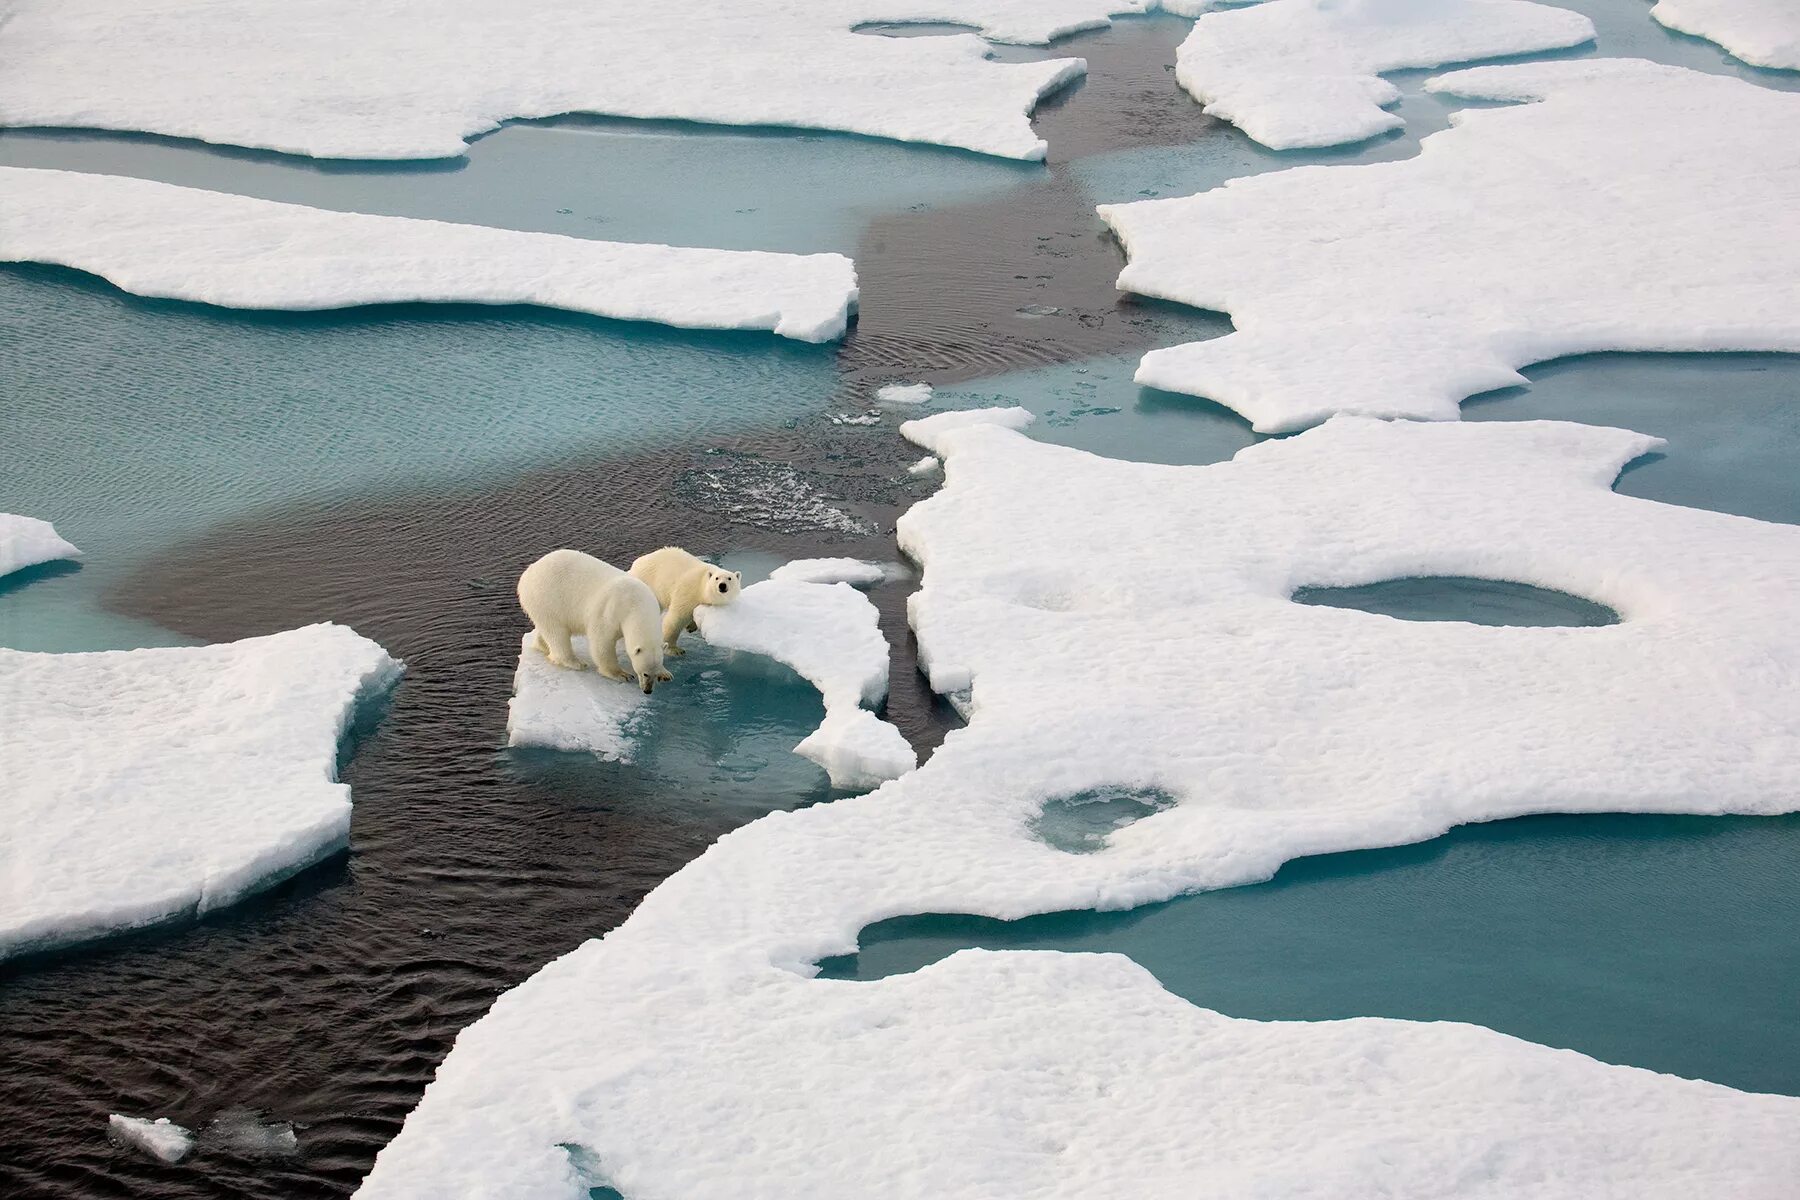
<box><xmin>876</xmin><ymin>382</ymin><xmax>936</xmax><ymax>405</ymax></box>
<box><xmin>0</xmin><ymin>168</ymin><xmax>859</xmax><ymax>342</ymax></box>
<box><xmin>908</xmin><ymin>454</ymin><xmax>943</xmax><ymax>476</ymax></box>
<box><xmin>361</xmin><ymin>412</ymin><xmax>1800</xmax><ymax>1197</ymax></box>
<box><xmin>697</xmin><ymin>576</ymin><xmax>915</xmax><ymax>789</ymax></box>
<box><xmin>1652</xmin><ymin>0</ymin><xmax>1800</xmax><ymax>70</ymax></box>
<box><xmin>0</xmin><ymin>624</ymin><xmax>400</xmax><ymax>960</ymax></box>
<box><xmin>767</xmin><ymin>558</ymin><xmax>907</xmax><ymax>586</ymax></box>
<box><xmin>108</xmin><ymin>1115</ymin><xmax>194</xmax><ymax>1164</ymax></box>
<box><xmin>1175</xmin><ymin>0</ymin><xmax>1595</xmax><ymax>149</ymax></box>
<box><xmin>1099</xmin><ymin>59</ymin><xmax>1800</xmax><ymax>431</ymax></box>
<box><xmin>506</xmin><ymin>633</ymin><xmax>649</xmax><ymax>761</ymax></box>
<box><xmin>0</xmin><ymin>512</ymin><xmax>79</xmax><ymax>578</ymax></box>
<box><xmin>0</xmin><ymin>0</ymin><xmax>1144</xmax><ymax>161</ymax></box>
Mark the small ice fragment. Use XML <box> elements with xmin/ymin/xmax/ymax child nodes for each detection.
<box><xmin>108</xmin><ymin>1115</ymin><xmax>194</xmax><ymax>1164</ymax></box>
<box><xmin>908</xmin><ymin>455</ymin><xmax>942</xmax><ymax>476</ymax></box>
<box><xmin>1015</xmin><ymin>303</ymin><xmax>1061</xmax><ymax>318</ymax></box>
<box><xmin>829</xmin><ymin>411</ymin><xmax>883</xmax><ymax>426</ymax></box>
<box><xmin>1</xmin><ymin>512</ymin><xmax>80</xmax><ymax>578</ymax></box>
<box><xmin>205</xmin><ymin>1109</ymin><xmax>298</xmax><ymax>1157</ymax></box>
<box><xmin>876</xmin><ymin>382</ymin><xmax>934</xmax><ymax>405</ymax></box>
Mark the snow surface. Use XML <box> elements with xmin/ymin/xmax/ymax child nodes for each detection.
<box><xmin>767</xmin><ymin>557</ymin><xmax>906</xmax><ymax>586</ymax></box>
<box><xmin>0</xmin><ymin>0</ymin><xmax>1145</xmax><ymax>161</ymax></box>
<box><xmin>362</xmin><ymin>412</ymin><xmax>1800</xmax><ymax>1198</ymax></box>
<box><xmin>1175</xmin><ymin>0</ymin><xmax>1594</xmax><ymax>149</ymax></box>
<box><xmin>1099</xmin><ymin>59</ymin><xmax>1800</xmax><ymax>431</ymax></box>
<box><xmin>0</xmin><ymin>512</ymin><xmax>79</xmax><ymax>578</ymax></box>
<box><xmin>506</xmin><ymin>633</ymin><xmax>649</xmax><ymax>762</ymax></box>
<box><xmin>0</xmin><ymin>168</ymin><xmax>858</xmax><ymax>342</ymax></box>
<box><xmin>1653</xmin><ymin>0</ymin><xmax>1800</xmax><ymax>70</ymax></box>
<box><xmin>108</xmin><ymin>1115</ymin><xmax>194</xmax><ymax>1164</ymax></box>
<box><xmin>0</xmin><ymin>624</ymin><xmax>399</xmax><ymax>960</ymax></box>
<box><xmin>697</xmin><ymin>576</ymin><xmax>915</xmax><ymax>789</ymax></box>
<box><xmin>876</xmin><ymin>382</ymin><xmax>936</xmax><ymax>405</ymax></box>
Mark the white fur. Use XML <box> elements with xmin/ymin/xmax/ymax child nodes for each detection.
<box><xmin>629</xmin><ymin>547</ymin><xmax>743</xmax><ymax>656</ymax></box>
<box><xmin>517</xmin><ymin>549</ymin><xmax>671</xmax><ymax>693</ymax></box>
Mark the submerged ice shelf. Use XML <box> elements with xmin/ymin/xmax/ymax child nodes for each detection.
<box><xmin>0</xmin><ymin>0</ymin><xmax>1144</xmax><ymax>161</ymax></box>
<box><xmin>1100</xmin><ymin>59</ymin><xmax>1800</xmax><ymax>431</ymax></box>
<box><xmin>360</xmin><ymin>411</ymin><xmax>1800</xmax><ymax>1197</ymax></box>
<box><xmin>0</xmin><ymin>623</ymin><xmax>400</xmax><ymax>960</ymax></box>
<box><xmin>0</xmin><ymin>167</ymin><xmax>859</xmax><ymax>342</ymax></box>
<box><xmin>0</xmin><ymin>512</ymin><xmax>79</xmax><ymax>579</ymax></box>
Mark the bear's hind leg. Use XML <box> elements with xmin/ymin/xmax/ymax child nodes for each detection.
<box><xmin>538</xmin><ymin>625</ymin><xmax>585</xmax><ymax>672</ymax></box>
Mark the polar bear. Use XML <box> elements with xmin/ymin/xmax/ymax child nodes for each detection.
<box><xmin>629</xmin><ymin>546</ymin><xmax>743</xmax><ymax>656</ymax></box>
<box><xmin>517</xmin><ymin>548</ymin><xmax>672</xmax><ymax>693</ymax></box>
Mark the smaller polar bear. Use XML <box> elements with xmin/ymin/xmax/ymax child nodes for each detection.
<box><xmin>629</xmin><ymin>547</ymin><xmax>742</xmax><ymax>656</ymax></box>
<box><xmin>518</xmin><ymin>548</ymin><xmax>672</xmax><ymax>693</ymax></box>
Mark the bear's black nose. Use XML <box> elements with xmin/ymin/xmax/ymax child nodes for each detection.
<box><xmin>718</xmin><ymin>581</ymin><xmax>729</xmax><ymax>593</ymax></box>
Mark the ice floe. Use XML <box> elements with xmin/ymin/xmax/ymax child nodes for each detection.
<box><xmin>1175</xmin><ymin>0</ymin><xmax>1594</xmax><ymax>149</ymax></box>
<box><xmin>506</xmin><ymin>633</ymin><xmax>649</xmax><ymax>761</ymax></box>
<box><xmin>362</xmin><ymin>412</ymin><xmax>1800</xmax><ymax>1197</ymax></box>
<box><xmin>0</xmin><ymin>512</ymin><xmax>79</xmax><ymax>579</ymax></box>
<box><xmin>876</xmin><ymin>382</ymin><xmax>936</xmax><ymax>405</ymax></box>
<box><xmin>1653</xmin><ymin>0</ymin><xmax>1800</xmax><ymax>70</ymax></box>
<box><xmin>0</xmin><ymin>167</ymin><xmax>858</xmax><ymax>342</ymax></box>
<box><xmin>108</xmin><ymin>1115</ymin><xmax>194</xmax><ymax>1164</ymax></box>
<box><xmin>0</xmin><ymin>0</ymin><xmax>1141</xmax><ymax>161</ymax></box>
<box><xmin>697</xmin><ymin>575</ymin><xmax>915</xmax><ymax>789</ymax></box>
<box><xmin>908</xmin><ymin>454</ymin><xmax>943</xmax><ymax>476</ymax></box>
<box><xmin>767</xmin><ymin>557</ymin><xmax>907</xmax><ymax>586</ymax></box>
<box><xmin>0</xmin><ymin>624</ymin><xmax>399</xmax><ymax>960</ymax></box>
<box><xmin>1100</xmin><ymin>59</ymin><xmax>1800</xmax><ymax>431</ymax></box>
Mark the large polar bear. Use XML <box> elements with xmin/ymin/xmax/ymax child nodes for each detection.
<box><xmin>629</xmin><ymin>547</ymin><xmax>742</xmax><ymax>656</ymax></box>
<box><xmin>518</xmin><ymin>548</ymin><xmax>672</xmax><ymax>694</ymax></box>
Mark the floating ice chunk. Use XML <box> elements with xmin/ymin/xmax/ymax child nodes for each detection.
<box><xmin>0</xmin><ymin>0</ymin><xmax>1140</xmax><ymax>161</ymax></box>
<box><xmin>1100</xmin><ymin>59</ymin><xmax>1800</xmax><ymax>431</ymax></box>
<box><xmin>506</xmin><ymin>633</ymin><xmax>648</xmax><ymax>761</ymax></box>
<box><xmin>108</xmin><ymin>1115</ymin><xmax>194</xmax><ymax>1164</ymax></box>
<box><xmin>908</xmin><ymin>455</ymin><xmax>942</xmax><ymax>476</ymax></box>
<box><xmin>1175</xmin><ymin>0</ymin><xmax>1594</xmax><ymax>149</ymax></box>
<box><xmin>0</xmin><ymin>168</ymin><xmax>859</xmax><ymax>342</ymax></box>
<box><xmin>899</xmin><ymin>405</ymin><xmax>1034</xmax><ymax>451</ymax></box>
<box><xmin>1653</xmin><ymin>0</ymin><xmax>1800</xmax><ymax>70</ymax></box>
<box><xmin>0</xmin><ymin>624</ymin><xmax>400</xmax><ymax>960</ymax></box>
<box><xmin>828</xmin><ymin>411</ymin><xmax>884</xmax><ymax>426</ymax></box>
<box><xmin>876</xmin><ymin>382</ymin><xmax>935</xmax><ymax>405</ymax></box>
<box><xmin>0</xmin><ymin>512</ymin><xmax>79</xmax><ymax>578</ymax></box>
<box><xmin>364</xmin><ymin>414</ymin><xmax>1800</xmax><ymax>1198</ymax></box>
<box><xmin>697</xmin><ymin>576</ymin><xmax>915</xmax><ymax>788</ymax></box>
<box><xmin>768</xmin><ymin>558</ymin><xmax>907</xmax><ymax>587</ymax></box>
<box><xmin>204</xmin><ymin>1110</ymin><xmax>299</xmax><ymax>1158</ymax></box>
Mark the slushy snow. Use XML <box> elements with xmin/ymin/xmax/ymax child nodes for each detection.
<box><xmin>108</xmin><ymin>1115</ymin><xmax>194</xmax><ymax>1164</ymax></box>
<box><xmin>361</xmin><ymin>412</ymin><xmax>1800</xmax><ymax>1198</ymax></box>
<box><xmin>0</xmin><ymin>624</ymin><xmax>399</xmax><ymax>960</ymax></box>
<box><xmin>0</xmin><ymin>512</ymin><xmax>79</xmax><ymax>578</ymax></box>
<box><xmin>0</xmin><ymin>167</ymin><xmax>858</xmax><ymax>342</ymax></box>
<box><xmin>1100</xmin><ymin>59</ymin><xmax>1800</xmax><ymax>431</ymax></box>
<box><xmin>1652</xmin><ymin>0</ymin><xmax>1800</xmax><ymax>70</ymax></box>
<box><xmin>506</xmin><ymin>633</ymin><xmax>649</xmax><ymax>762</ymax></box>
<box><xmin>876</xmin><ymin>382</ymin><xmax>935</xmax><ymax>405</ymax></box>
<box><xmin>1175</xmin><ymin>0</ymin><xmax>1594</xmax><ymax>148</ymax></box>
<box><xmin>0</xmin><ymin>0</ymin><xmax>1142</xmax><ymax>161</ymax></box>
<box><xmin>697</xmin><ymin>575</ymin><xmax>915</xmax><ymax>789</ymax></box>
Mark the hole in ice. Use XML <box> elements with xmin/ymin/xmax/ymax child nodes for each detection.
<box><xmin>852</xmin><ymin>21</ymin><xmax>983</xmax><ymax>38</ymax></box>
<box><xmin>558</xmin><ymin>1141</ymin><xmax>624</xmax><ymax>1199</ymax></box>
<box><xmin>1290</xmin><ymin>577</ymin><xmax>1618</xmax><ymax>628</ymax></box>
<box><xmin>1030</xmin><ymin>787</ymin><xmax>1176</xmax><ymax>854</ymax></box>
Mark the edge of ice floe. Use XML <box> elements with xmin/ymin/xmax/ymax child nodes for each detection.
<box><xmin>0</xmin><ymin>513</ymin><xmax>81</xmax><ymax>579</ymax></box>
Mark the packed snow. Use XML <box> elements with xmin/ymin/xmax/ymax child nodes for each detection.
<box><xmin>1175</xmin><ymin>0</ymin><xmax>1594</xmax><ymax>149</ymax></box>
<box><xmin>767</xmin><ymin>557</ymin><xmax>907</xmax><ymax>586</ymax></box>
<box><xmin>0</xmin><ymin>512</ymin><xmax>79</xmax><ymax>579</ymax></box>
<box><xmin>909</xmin><ymin>454</ymin><xmax>943</xmax><ymax>476</ymax></box>
<box><xmin>697</xmin><ymin>575</ymin><xmax>915</xmax><ymax>789</ymax></box>
<box><xmin>1653</xmin><ymin>0</ymin><xmax>1800</xmax><ymax>70</ymax></box>
<box><xmin>0</xmin><ymin>624</ymin><xmax>399</xmax><ymax>960</ymax></box>
<box><xmin>108</xmin><ymin>1115</ymin><xmax>194</xmax><ymax>1164</ymax></box>
<box><xmin>876</xmin><ymin>382</ymin><xmax>936</xmax><ymax>405</ymax></box>
<box><xmin>1100</xmin><ymin>59</ymin><xmax>1800</xmax><ymax>431</ymax></box>
<box><xmin>0</xmin><ymin>168</ymin><xmax>859</xmax><ymax>342</ymax></box>
<box><xmin>0</xmin><ymin>0</ymin><xmax>1145</xmax><ymax>161</ymax></box>
<box><xmin>362</xmin><ymin>412</ymin><xmax>1800</xmax><ymax>1197</ymax></box>
<box><xmin>506</xmin><ymin>633</ymin><xmax>649</xmax><ymax>761</ymax></box>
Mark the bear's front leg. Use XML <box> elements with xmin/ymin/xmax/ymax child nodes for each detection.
<box><xmin>662</xmin><ymin>605</ymin><xmax>691</xmax><ymax>655</ymax></box>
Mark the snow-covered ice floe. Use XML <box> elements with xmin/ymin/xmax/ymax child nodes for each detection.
<box><xmin>766</xmin><ymin>557</ymin><xmax>908</xmax><ymax>586</ymax></box>
<box><xmin>0</xmin><ymin>0</ymin><xmax>1144</xmax><ymax>161</ymax></box>
<box><xmin>0</xmin><ymin>512</ymin><xmax>79</xmax><ymax>579</ymax></box>
<box><xmin>1175</xmin><ymin>0</ymin><xmax>1594</xmax><ymax>149</ymax></box>
<box><xmin>697</xmin><ymin>570</ymin><xmax>915</xmax><ymax>789</ymax></box>
<box><xmin>108</xmin><ymin>1115</ymin><xmax>194</xmax><ymax>1164</ymax></box>
<box><xmin>0</xmin><ymin>624</ymin><xmax>399</xmax><ymax>960</ymax></box>
<box><xmin>876</xmin><ymin>382</ymin><xmax>935</xmax><ymax>405</ymax></box>
<box><xmin>506</xmin><ymin>632</ymin><xmax>649</xmax><ymax>762</ymax></box>
<box><xmin>1100</xmin><ymin>59</ymin><xmax>1800</xmax><ymax>431</ymax></box>
<box><xmin>361</xmin><ymin>411</ymin><xmax>1800</xmax><ymax>1198</ymax></box>
<box><xmin>1653</xmin><ymin>0</ymin><xmax>1800</xmax><ymax>71</ymax></box>
<box><xmin>0</xmin><ymin>168</ymin><xmax>858</xmax><ymax>342</ymax></box>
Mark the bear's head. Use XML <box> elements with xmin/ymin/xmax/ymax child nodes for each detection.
<box><xmin>706</xmin><ymin>567</ymin><xmax>743</xmax><ymax>605</ymax></box>
<box><xmin>625</xmin><ymin>638</ymin><xmax>673</xmax><ymax>695</ymax></box>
